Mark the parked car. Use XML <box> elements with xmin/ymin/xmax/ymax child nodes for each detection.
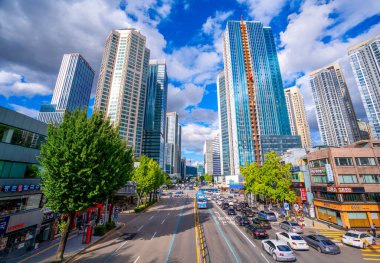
<box><xmin>258</xmin><ymin>210</ymin><xmax>277</xmax><ymax>221</ymax></box>
<box><xmin>275</xmin><ymin>232</ymin><xmax>309</xmax><ymax>250</ymax></box>
<box><xmin>342</xmin><ymin>230</ymin><xmax>375</xmax><ymax>249</ymax></box>
<box><xmin>303</xmin><ymin>235</ymin><xmax>341</xmax><ymax>254</ymax></box>
<box><xmin>246</xmin><ymin>225</ymin><xmax>269</xmax><ymax>239</ymax></box>
<box><xmin>222</xmin><ymin>203</ymin><xmax>230</xmax><ymax>210</ymax></box>
<box><xmin>252</xmin><ymin>217</ymin><xmax>272</xmax><ymax>229</ymax></box>
<box><xmin>242</xmin><ymin>209</ymin><xmax>254</xmax><ymax>217</ymax></box>
<box><xmin>261</xmin><ymin>240</ymin><xmax>296</xmax><ymax>262</ymax></box>
<box><xmin>279</xmin><ymin>221</ymin><xmax>303</xmax><ymax>234</ymax></box>
<box><xmin>227</xmin><ymin>207</ymin><xmax>236</xmax><ymax>215</ymax></box>
<box><xmin>235</xmin><ymin>216</ymin><xmax>251</xmax><ymax>226</ymax></box>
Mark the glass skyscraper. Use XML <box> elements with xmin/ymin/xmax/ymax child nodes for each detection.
<box><xmin>94</xmin><ymin>29</ymin><xmax>150</xmax><ymax>157</ymax></box>
<box><xmin>38</xmin><ymin>53</ymin><xmax>94</xmax><ymax>124</ymax></box>
<box><xmin>142</xmin><ymin>60</ymin><xmax>168</xmax><ymax>169</ymax></box>
<box><xmin>165</xmin><ymin>112</ymin><xmax>181</xmax><ymax>179</ymax></box>
<box><xmin>222</xmin><ymin>20</ymin><xmax>301</xmax><ymax>176</ymax></box>
<box><xmin>349</xmin><ymin>35</ymin><xmax>380</xmax><ymax>139</ymax></box>
<box><xmin>309</xmin><ymin>63</ymin><xmax>360</xmax><ymax>146</ymax></box>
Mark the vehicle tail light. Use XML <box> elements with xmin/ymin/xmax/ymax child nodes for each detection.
<box><xmin>279</xmin><ymin>253</ymin><xmax>284</xmax><ymax>256</ymax></box>
<box><xmin>292</xmin><ymin>242</ymin><xmax>297</xmax><ymax>245</ymax></box>
<box><xmin>291</xmin><ymin>227</ymin><xmax>296</xmax><ymax>230</ymax></box>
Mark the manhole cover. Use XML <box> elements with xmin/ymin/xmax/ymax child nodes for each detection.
<box><xmin>121</xmin><ymin>233</ymin><xmax>137</xmax><ymax>240</ymax></box>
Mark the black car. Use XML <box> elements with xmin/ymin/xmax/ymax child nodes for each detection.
<box><xmin>252</xmin><ymin>217</ymin><xmax>271</xmax><ymax>229</ymax></box>
<box><xmin>235</xmin><ymin>216</ymin><xmax>251</xmax><ymax>226</ymax></box>
<box><xmin>303</xmin><ymin>235</ymin><xmax>341</xmax><ymax>254</ymax></box>
<box><xmin>222</xmin><ymin>203</ymin><xmax>230</xmax><ymax>210</ymax></box>
<box><xmin>245</xmin><ymin>225</ymin><xmax>269</xmax><ymax>239</ymax></box>
<box><xmin>239</xmin><ymin>202</ymin><xmax>249</xmax><ymax>208</ymax></box>
<box><xmin>242</xmin><ymin>209</ymin><xmax>254</xmax><ymax>217</ymax></box>
<box><xmin>227</xmin><ymin>208</ymin><xmax>236</xmax><ymax>215</ymax></box>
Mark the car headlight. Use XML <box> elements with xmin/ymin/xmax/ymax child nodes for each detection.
<box><xmin>325</xmin><ymin>247</ymin><xmax>330</xmax><ymax>251</ymax></box>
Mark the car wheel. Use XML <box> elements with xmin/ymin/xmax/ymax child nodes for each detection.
<box><xmin>317</xmin><ymin>247</ymin><xmax>322</xmax><ymax>253</ymax></box>
<box><xmin>362</xmin><ymin>243</ymin><xmax>366</xmax><ymax>249</ymax></box>
<box><xmin>273</xmin><ymin>253</ymin><xmax>277</xmax><ymax>261</ymax></box>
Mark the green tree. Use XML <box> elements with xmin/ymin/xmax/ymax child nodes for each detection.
<box><xmin>133</xmin><ymin>156</ymin><xmax>151</xmax><ymax>206</ymax></box>
<box><xmin>39</xmin><ymin>110</ymin><xmax>134</xmax><ymax>261</ymax></box>
<box><xmin>204</xmin><ymin>173</ymin><xmax>213</xmax><ymax>183</ymax></box>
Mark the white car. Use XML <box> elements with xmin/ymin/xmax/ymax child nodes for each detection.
<box><xmin>228</xmin><ymin>201</ymin><xmax>234</xmax><ymax>206</ymax></box>
<box><xmin>275</xmin><ymin>232</ymin><xmax>309</xmax><ymax>250</ymax></box>
<box><xmin>261</xmin><ymin>240</ymin><xmax>296</xmax><ymax>262</ymax></box>
<box><xmin>342</xmin><ymin>230</ymin><xmax>374</xmax><ymax>248</ymax></box>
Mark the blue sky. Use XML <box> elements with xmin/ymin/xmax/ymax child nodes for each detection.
<box><xmin>0</xmin><ymin>0</ymin><xmax>380</xmax><ymax>164</ymax></box>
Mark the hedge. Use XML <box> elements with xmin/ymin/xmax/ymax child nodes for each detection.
<box><xmin>134</xmin><ymin>200</ymin><xmax>157</xmax><ymax>213</ymax></box>
<box><xmin>94</xmin><ymin>225</ymin><xmax>106</xmax><ymax>236</ymax></box>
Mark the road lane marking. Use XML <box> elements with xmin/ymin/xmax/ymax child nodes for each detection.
<box><xmin>103</xmin><ymin>240</ymin><xmax>129</xmax><ymax>263</ymax></box>
<box><xmin>138</xmin><ymin>225</ymin><xmax>144</xmax><ymax>231</ymax></box>
<box><xmin>168</xmin><ymin>212</ymin><xmax>171</xmax><ymax>215</ymax></box>
<box><xmin>161</xmin><ymin>219</ymin><xmax>166</xmax><ymax>224</ymax></box>
<box><xmin>133</xmin><ymin>256</ymin><xmax>140</xmax><ymax>263</ymax></box>
<box><xmin>209</xmin><ymin>209</ymin><xmax>240</xmax><ymax>263</ymax></box>
<box><xmin>114</xmin><ymin>240</ymin><xmax>128</xmax><ymax>253</ymax></box>
<box><xmin>261</xmin><ymin>253</ymin><xmax>270</xmax><ymax>263</ymax></box>
<box><xmin>151</xmin><ymin>232</ymin><xmax>157</xmax><ymax>240</ymax></box>
<box><xmin>149</xmin><ymin>215</ymin><xmax>154</xmax><ymax>220</ymax></box>
<box><xmin>165</xmin><ymin>198</ymin><xmax>187</xmax><ymax>263</ymax></box>
<box><xmin>194</xmin><ymin>199</ymin><xmax>201</xmax><ymax>263</ymax></box>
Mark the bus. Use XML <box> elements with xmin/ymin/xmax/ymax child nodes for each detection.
<box><xmin>196</xmin><ymin>191</ymin><xmax>207</xmax><ymax>209</ymax></box>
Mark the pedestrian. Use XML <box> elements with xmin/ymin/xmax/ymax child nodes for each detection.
<box><xmin>371</xmin><ymin>224</ymin><xmax>377</xmax><ymax>238</ymax></box>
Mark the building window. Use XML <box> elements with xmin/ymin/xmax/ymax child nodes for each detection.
<box><xmin>313</xmin><ymin>175</ymin><xmax>328</xmax><ymax>183</ymax></box>
<box><xmin>338</xmin><ymin>174</ymin><xmax>358</xmax><ymax>184</ymax></box>
<box><xmin>342</xmin><ymin>194</ymin><xmax>364</xmax><ymax>202</ymax></box>
<box><xmin>365</xmin><ymin>193</ymin><xmax>380</xmax><ymax>202</ymax></box>
<box><xmin>0</xmin><ymin>194</ymin><xmax>42</xmax><ymax>216</ymax></box>
<box><xmin>310</xmin><ymin>158</ymin><xmax>329</xmax><ymax>168</ymax></box>
<box><xmin>0</xmin><ymin>161</ymin><xmax>40</xmax><ymax>178</ymax></box>
<box><xmin>335</xmin><ymin>157</ymin><xmax>353</xmax><ymax>166</ymax></box>
<box><xmin>360</xmin><ymin>174</ymin><xmax>380</xmax><ymax>184</ymax></box>
<box><xmin>318</xmin><ymin>192</ymin><xmax>338</xmax><ymax>201</ymax></box>
<box><xmin>355</xmin><ymin>157</ymin><xmax>376</xmax><ymax>166</ymax></box>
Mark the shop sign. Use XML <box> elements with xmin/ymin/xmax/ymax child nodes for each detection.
<box><xmin>0</xmin><ymin>184</ymin><xmax>40</xmax><ymax>192</ymax></box>
<box><xmin>299</xmin><ymin>172</ymin><xmax>304</xmax><ymax>182</ymax></box>
<box><xmin>8</xmin><ymin>223</ymin><xmax>25</xmax><ymax>232</ymax></box>
<box><xmin>284</xmin><ymin>203</ymin><xmax>290</xmax><ymax>211</ymax></box>
<box><xmin>300</xmin><ymin>188</ymin><xmax>307</xmax><ymax>201</ymax></box>
<box><xmin>311</xmin><ymin>169</ymin><xmax>326</xmax><ymax>175</ymax></box>
<box><xmin>326</xmin><ymin>186</ymin><xmax>353</xmax><ymax>193</ymax></box>
<box><xmin>290</xmin><ymin>166</ymin><xmax>300</xmax><ymax>172</ymax></box>
<box><xmin>0</xmin><ymin>216</ymin><xmax>10</xmax><ymax>235</ymax></box>
<box><xmin>325</xmin><ymin>164</ymin><xmax>334</xmax><ymax>182</ymax></box>
<box><xmin>6</xmin><ymin>210</ymin><xmax>43</xmax><ymax>234</ymax></box>
<box><xmin>42</xmin><ymin>212</ymin><xmax>55</xmax><ymax>223</ymax></box>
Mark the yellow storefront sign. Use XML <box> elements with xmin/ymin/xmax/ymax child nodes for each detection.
<box><xmin>314</xmin><ymin>200</ymin><xmax>380</xmax><ymax>212</ymax></box>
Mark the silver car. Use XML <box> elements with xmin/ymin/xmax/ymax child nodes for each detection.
<box><xmin>279</xmin><ymin>221</ymin><xmax>303</xmax><ymax>234</ymax></box>
<box><xmin>261</xmin><ymin>239</ymin><xmax>296</xmax><ymax>262</ymax></box>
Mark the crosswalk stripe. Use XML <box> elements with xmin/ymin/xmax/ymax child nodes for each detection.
<box><xmin>362</xmin><ymin>254</ymin><xmax>380</xmax><ymax>256</ymax></box>
<box><xmin>363</xmin><ymin>258</ymin><xmax>380</xmax><ymax>261</ymax></box>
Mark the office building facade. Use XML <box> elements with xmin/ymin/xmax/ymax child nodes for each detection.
<box><xmin>222</xmin><ymin>20</ymin><xmax>301</xmax><ymax>176</ymax></box>
<box><xmin>203</xmin><ymin>139</ymin><xmax>214</xmax><ymax>176</ymax></box>
<box><xmin>94</xmin><ymin>29</ymin><xmax>150</xmax><ymax>157</ymax></box>
<box><xmin>164</xmin><ymin>112</ymin><xmax>181</xmax><ymax>179</ymax></box>
<box><xmin>284</xmin><ymin>86</ymin><xmax>312</xmax><ymax>148</ymax></box>
<box><xmin>142</xmin><ymin>60</ymin><xmax>168</xmax><ymax>169</ymax></box>
<box><xmin>217</xmin><ymin>71</ymin><xmax>232</xmax><ymax>176</ymax></box>
<box><xmin>309</xmin><ymin>63</ymin><xmax>360</xmax><ymax>146</ymax></box>
<box><xmin>38</xmin><ymin>54</ymin><xmax>94</xmax><ymax>124</ymax></box>
<box><xmin>348</xmin><ymin>35</ymin><xmax>380</xmax><ymax>139</ymax></box>
<box><xmin>213</xmin><ymin>135</ymin><xmax>221</xmax><ymax>181</ymax></box>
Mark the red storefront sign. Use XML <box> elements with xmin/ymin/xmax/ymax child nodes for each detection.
<box><xmin>326</xmin><ymin>186</ymin><xmax>353</xmax><ymax>193</ymax></box>
<box><xmin>300</xmin><ymin>188</ymin><xmax>307</xmax><ymax>201</ymax></box>
<box><xmin>7</xmin><ymin>223</ymin><xmax>25</xmax><ymax>232</ymax></box>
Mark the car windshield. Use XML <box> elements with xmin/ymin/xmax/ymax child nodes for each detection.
<box><xmin>242</xmin><ymin>217</ymin><xmax>249</xmax><ymax>221</ymax></box>
<box><xmin>290</xmin><ymin>222</ymin><xmax>299</xmax><ymax>226</ymax></box>
<box><xmin>255</xmin><ymin>228</ymin><xmax>265</xmax><ymax>232</ymax></box>
<box><xmin>321</xmin><ymin>240</ymin><xmax>335</xmax><ymax>246</ymax></box>
<box><xmin>291</xmin><ymin>236</ymin><xmax>303</xmax><ymax>240</ymax></box>
<box><xmin>277</xmin><ymin>245</ymin><xmax>292</xmax><ymax>251</ymax></box>
<box><xmin>266</xmin><ymin>212</ymin><xmax>275</xmax><ymax>216</ymax></box>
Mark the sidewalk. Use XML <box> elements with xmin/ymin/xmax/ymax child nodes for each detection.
<box><xmin>7</xmin><ymin>230</ymin><xmax>102</xmax><ymax>263</ymax></box>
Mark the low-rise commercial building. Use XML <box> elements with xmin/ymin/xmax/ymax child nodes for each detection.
<box><xmin>307</xmin><ymin>140</ymin><xmax>380</xmax><ymax>229</ymax></box>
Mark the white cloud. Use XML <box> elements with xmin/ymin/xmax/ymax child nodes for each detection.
<box><xmin>278</xmin><ymin>0</ymin><xmax>380</xmax><ymax>146</ymax></box>
<box><xmin>0</xmin><ymin>70</ymin><xmax>51</xmax><ymax>98</ymax></box>
<box><xmin>9</xmin><ymin>104</ymin><xmax>39</xmax><ymax>118</ymax></box>
<box><xmin>181</xmin><ymin>123</ymin><xmax>219</xmax><ymax>155</ymax></box>
<box><xmin>236</xmin><ymin>0</ymin><xmax>287</xmax><ymax>25</ymax></box>
<box><xmin>167</xmin><ymin>83</ymin><xmax>205</xmax><ymax>114</ymax></box>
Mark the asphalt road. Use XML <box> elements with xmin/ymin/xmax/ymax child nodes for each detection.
<box><xmin>72</xmin><ymin>194</ymin><xmax>197</xmax><ymax>263</ymax></box>
<box><xmin>72</xmin><ymin>190</ymin><xmax>379</xmax><ymax>263</ymax></box>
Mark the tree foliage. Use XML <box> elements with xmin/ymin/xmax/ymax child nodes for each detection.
<box><xmin>204</xmin><ymin>173</ymin><xmax>213</xmax><ymax>183</ymax></box>
<box><xmin>241</xmin><ymin>151</ymin><xmax>296</xmax><ymax>203</ymax></box>
<box><xmin>39</xmin><ymin>109</ymin><xmax>134</xmax><ymax>261</ymax></box>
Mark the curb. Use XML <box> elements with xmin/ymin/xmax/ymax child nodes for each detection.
<box><xmin>64</xmin><ymin>223</ymin><xmax>125</xmax><ymax>263</ymax></box>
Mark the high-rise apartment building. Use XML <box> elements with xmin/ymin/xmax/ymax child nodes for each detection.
<box><xmin>284</xmin><ymin>86</ymin><xmax>312</xmax><ymax>148</ymax></box>
<box><xmin>164</xmin><ymin>112</ymin><xmax>181</xmax><ymax>178</ymax></box>
<box><xmin>94</xmin><ymin>29</ymin><xmax>150</xmax><ymax>157</ymax></box>
<box><xmin>203</xmin><ymin>139</ymin><xmax>214</xmax><ymax>175</ymax></box>
<box><xmin>217</xmin><ymin>71</ymin><xmax>232</xmax><ymax>176</ymax></box>
<box><xmin>309</xmin><ymin>63</ymin><xmax>361</xmax><ymax>146</ymax></box>
<box><xmin>348</xmin><ymin>35</ymin><xmax>380</xmax><ymax>139</ymax></box>
<box><xmin>357</xmin><ymin>119</ymin><xmax>372</xmax><ymax>140</ymax></box>
<box><xmin>212</xmin><ymin>135</ymin><xmax>221</xmax><ymax>181</ymax></box>
<box><xmin>222</xmin><ymin>20</ymin><xmax>301</xmax><ymax>176</ymax></box>
<box><xmin>142</xmin><ymin>60</ymin><xmax>168</xmax><ymax>168</ymax></box>
<box><xmin>38</xmin><ymin>54</ymin><xmax>94</xmax><ymax>124</ymax></box>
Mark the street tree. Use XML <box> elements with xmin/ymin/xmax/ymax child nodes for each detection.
<box><xmin>39</xmin><ymin>109</ymin><xmax>134</xmax><ymax>261</ymax></box>
<box><xmin>204</xmin><ymin>173</ymin><xmax>213</xmax><ymax>183</ymax></box>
